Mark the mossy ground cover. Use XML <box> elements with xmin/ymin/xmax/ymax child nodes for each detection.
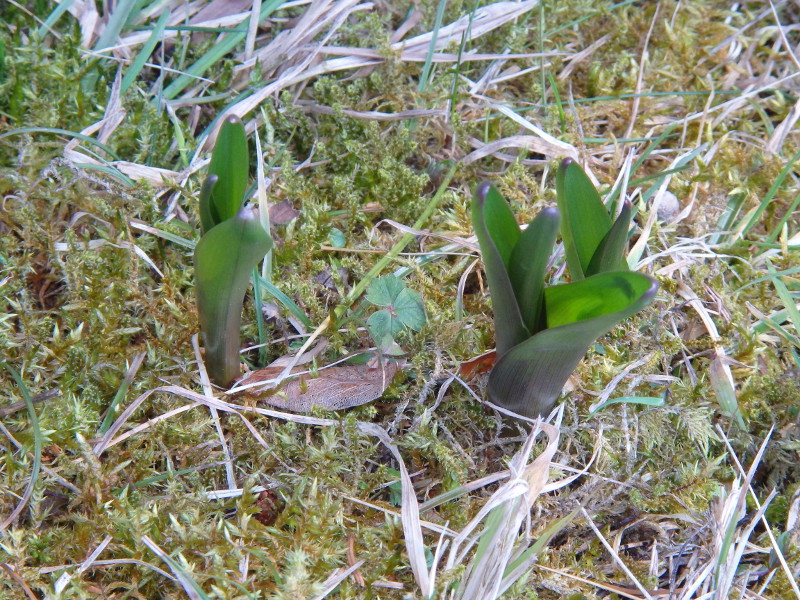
<box><xmin>1</xmin><ymin>1</ymin><xmax>799</xmax><ymax>598</ymax></box>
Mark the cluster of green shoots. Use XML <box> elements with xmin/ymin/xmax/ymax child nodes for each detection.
<box><xmin>472</xmin><ymin>159</ymin><xmax>658</xmax><ymax>418</ymax></box>
<box><xmin>195</xmin><ymin>122</ymin><xmax>657</xmax><ymax>419</ymax></box>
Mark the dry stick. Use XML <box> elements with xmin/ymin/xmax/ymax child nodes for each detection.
<box><xmin>0</xmin><ymin>564</ymin><xmax>38</xmax><ymax>600</ymax></box>
<box><xmin>272</xmin><ymin>162</ymin><xmax>458</xmax><ymax>387</ymax></box>
<box><xmin>0</xmin><ymin>389</ymin><xmax>61</xmax><ymax>418</ymax></box>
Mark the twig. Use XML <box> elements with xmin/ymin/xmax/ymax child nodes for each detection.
<box><xmin>0</xmin><ymin>388</ymin><xmax>61</xmax><ymax>418</ymax></box>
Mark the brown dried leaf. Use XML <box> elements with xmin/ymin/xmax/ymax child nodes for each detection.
<box><xmin>269</xmin><ymin>200</ymin><xmax>299</xmax><ymax>225</ymax></box>
<box><xmin>458</xmin><ymin>350</ymin><xmax>496</xmax><ymax>380</ymax></box>
<box><xmin>250</xmin><ymin>360</ymin><xmax>401</xmax><ymax>412</ymax></box>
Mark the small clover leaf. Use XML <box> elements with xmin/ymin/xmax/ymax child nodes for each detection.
<box><xmin>365</xmin><ymin>275</ymin><xmax>426</xmax><ymax>352</ymax></box>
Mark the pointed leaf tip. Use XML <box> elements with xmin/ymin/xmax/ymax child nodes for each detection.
<box><xmin>475</xmin><ymin>180</ymin><xmax>492</xmax><ymax>202</ymax></box>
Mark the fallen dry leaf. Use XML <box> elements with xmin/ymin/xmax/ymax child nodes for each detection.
<box><xmin>245</xmin><ymin>359</ymin><xmax>401</xmax><ymax>412</ymax></box>
<box><xmin>269</xmin><ymin>200</ymin><xmax>299</xmax><ymax>225</ymax></box>
<box><xmin>458</xmin><ymin>349</ymin><xmax>496</xmax><ymax>379</ymax></box>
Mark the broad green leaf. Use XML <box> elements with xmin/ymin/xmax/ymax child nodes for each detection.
<box><xmin>367</xmin><ymin>309</ymin><xmax>398</xmax><ymax>340</ymax></box>
<box><xmin>476</xmin><ymin>182</ymin><xmax>521</xmax><ymax>267</ymax></box>
<box><xmin>206</xmin><ymin>116</ymin><xmax>249</xmax><ymax>228</ymax></box>
<box><xmin>508</xmin><ymin>208</ymin><xmax>560</xmax><ymax>334</ymax></box>
<box><xmin>473</xmin><ymin>182</ymin><xmax>530</xmax><ymax>355</ymax></box>
<box><xmin>366</xmin><ymin>274</ymin><xmax>406</xmax><ymax>307</ymax></box>
<box><xmin>194</xmin><ymin>206</ymin><xmax>272</xmax><ymax>387</ymax></box>
<box><xmin>586</xmin><ymin>199</ymin><xmax>633</xmax><ymax>276</ymax></box>
<box><xmin>488</xmin><ymin>272</ymin><xmax>658</xmax><ymax>418</ymax></box>
<box><xmin>556</xmin><ymin>158</ymin><xmax>612</xmax><ymax>280</ymax></box>
<box><xmin>394</xmin><ymin>287</ymin><xmax>426</xmax><ymax>331</ymax></box>
<box><xmin>545</xmin><ymin>271</ymin><xmax>654</xmax><ymax>328</ymax></box>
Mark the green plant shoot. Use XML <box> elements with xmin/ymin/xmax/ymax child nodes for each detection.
<box><xmin>194</xmin><ymin>116</ymin><xmax>273</xmax><ymax>387</ymax></box>
<box><xmin>472</xmin><ymin>159</ymin><xmax>658</xmax><ymax>418</ymax></box>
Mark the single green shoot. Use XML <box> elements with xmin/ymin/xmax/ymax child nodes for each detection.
<box><xmin>194</xmin><ymin>116</ymin><xmax>273</xmax><ymax>387</ymax></box>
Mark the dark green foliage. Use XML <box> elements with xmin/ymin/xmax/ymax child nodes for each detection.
<box><xmin>472</xmin><ymin>160</ymin><xmax>658</xmax><ymax>418</ymax></box>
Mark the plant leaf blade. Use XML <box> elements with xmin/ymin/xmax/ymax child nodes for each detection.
<box><xmin>586</xmin><ymin>199</ymin><xmax>633</xmax><ymax>276</ymax></box>
<box><xmin>194</xmin><ymin>207</ymin><xmax>273</xmax><ymax>387</ymax></box>
<box><xmin>508</xmin><ymin>207</ymin><xmax>560</xmax><ymax>334</ymax></box>
<box><xmin>556</xmin><ymin>158</ymin><xmax>612</xmax><ymax>280</ymax></box>
<box><xmin>473</xmin><ymin>182</ymin><xmax>529</xmax><ymax>355</ymax></box>
<box><xmin>488</xmin><ymin>272</ymin><xmax>658</xmax><ymax>418</ymax></box>
<box><xmin>207</xmin><ymin>116</ymin><xmax>249</xmax><ymax>228</ymax></box>
<box><xmin>545</xmin><ymin>271</ymin><xmax>654</xmax><ymax>328</ymax></box>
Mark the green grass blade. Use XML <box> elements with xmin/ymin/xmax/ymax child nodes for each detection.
<box><xmin>768</xmin><ymin>264</ymin><xmax>800</xmax><ymax>335</ymax></box>
<box><xmin>159</xmin><ymin>0</ymin><xmax>283</xmax><ymax>101</ymax></box>
<box><xmin>255</xmin><ymin>275</ymin><xmax>313</xmax><ymax>329</ymax></box>
<box><xmin>194</xmin><ymin>207</ymin><xmax>272</xmax><ymax>387</ymax></box>
<box><xmin>489</xmin><ymin>273</ymin><xmax>658</xmax><ymax>418</ymax></box>
<box><xmin>586</xmin><ymin>199</ymin><xmax>633</xmax><ymax>276</ymax></box>
<box><xmin>98</xmin><ymin>352</ymin><xmax>145</xmax><ymax>435</ymax></box>
<box><xmin>502</xmin><ymin>509</ymin><xmax>579</xmax><ymax>579</ymax></box>
<box><xmin>1</xmin><ymin>364</ymin><xmax>42</xmax><ymax>529</ymax></box>
<box><xmin>556</xmin><ymin>158</ymin><xmax>612</xmax><ymax>280</ymax></box>
<box><xmin>765</xmin><ymin>190</ymin><xmax>800</xmax><ymax>245</ymax></box>
<box><xmin>0</xmin><ymin>127</ymin><xmax>121</xmax><ymax>160</ymax></box>
<box><xmin>473</xmin><ymin>182</ymin><xmax>529</xmax><ymax>355</ymax></box>
<box><xmin>335</xmin><ymin>163</ymin><xmax>457</xmax><ymax>324</ymax></box>
<box><xmin>37</xmin><ymin>0</ymin><xmax>78</xmax><ymax>39</ymax></box>
<box><xmin>418</xmin><ymin>0</ymin><xmax>448</xmax><ymax>93</ymax></box>
<box><xmin>739</xmin><ymin>148</ymin><xmax>800</xmax><ymax>238</ymax></box>
<box><xmin>72</xmin><ymin>163</ymin><xmax>135</xmax><ymax>187</ymax></box>
<box><xmin>207</xmin><ymin>116</ymin><xmax>249</xmax><ymax>228</ymax></box>
<box><xmin>121</xmin><ymin>10</ymin><xmax>171</xmax><ymax>94</ymax></box>
<box><xmin>709</xmin><ymin>191</ymin><xmax>746</xmax><ymax>245</ymax></box>
<box><xmin>508</xmin><ymin>208</ymin><xmax>560</xmax><ymax>334</ymax></box>
<box><xmin>589</xmin><ymin>395</ymin><xmax>665</xmax><ymax>415</ymax></box>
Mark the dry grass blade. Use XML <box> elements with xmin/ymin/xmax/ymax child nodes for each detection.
<box><xmin>206</xmin><ymin>0</ymin><xmax>541</xmax><ymax>145</ymax></box>
<box><xmin>311</xmin><ymin>560</ymin><xmax>365</xmax><ymax>600</ymax></box>
<box><xmin>92</xmin><ymin>384</ymin><xmax>337</xmax><ymax>457</ymax></box>
<box><xmin>443</xmin><ymin>420</ymin><xmax>563</xmax><ymax>600</ymax></box>
<box><xmin>463</xmin><ymin>134</ymin><xmax>574</xmax><ymax>164</ymax></box>
<box><xmin>717</xmin><ymin>426</ymin><xmax>800</xmax><ymax>599</ymax></box>
<box><xmin>53</xmin><ymin>535</ymin><xmax>112</xmax><ymax>594</ymax></box>
<box><xmin>581</xmin><ymin>508</ymin><xmax>655</xmax><ymax>600</ymax></box>
<box><xmin>192</xmin><ymin>335</ymin><xmax>235</xmax><ymax>491</ymax></box>
<box><xmin>360</xmin><ymin>422</ymin><xmax>436</xmax><ymax>598</ymax></box>
<box><xmin>141</xmin><ymin>535</ymin><xmax>207</xmax><ymax>600</ymax></box>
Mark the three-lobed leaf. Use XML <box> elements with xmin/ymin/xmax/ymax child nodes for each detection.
<box><xmin>366</xmin><ymin>275</ymin><xmax>426</xmax><ymax>352</ymax></box>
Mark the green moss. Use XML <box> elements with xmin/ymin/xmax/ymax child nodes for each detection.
<box><xmin>2</xmin><ymin>0</ymin><xmax>800</xmax><ymax>596</ymax></box>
